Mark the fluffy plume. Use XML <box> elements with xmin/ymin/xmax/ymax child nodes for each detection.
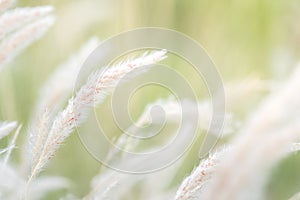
<box><xmin>28</xmin><ymin>49</ymin><xmax>167</xmax><ymax>180</ymax></box>
<box><xmin>25</xmin><ymin>110</ymin><xmax>50</xmax><ymax>174</ymax></box>
<box><xmin>0</xmin><ymin>0</ymin><xmax>13</xmax><ymax>14</ymax></box>
<box><xmin>201</xmin><ymin>66</ymin><xmax>300</xmax><ymax>200</ymax></box>
<box><xmin>23</xmin><ymin>38</ymin><xmax>99</xmax><ymax>173</ymax></box>
<box><xmin>175</xmin><ymin>147</ymin><xmax>228</xmax><ymax>200</ymax></box>
<box><xmin>0</xmin><ymin>16</ymin><xmax>55</xmax><ymax>68</ymax></box>
<box><xmin>0</xmin><ymin>6</ymin><xmax>53</xmax><ymax>39</ymax></box>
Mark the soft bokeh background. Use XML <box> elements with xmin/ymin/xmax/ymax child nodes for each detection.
<box><xmin>1</xmin><ymin>0</ymin><xmax>300</xmax><ymax>199</ymax></box>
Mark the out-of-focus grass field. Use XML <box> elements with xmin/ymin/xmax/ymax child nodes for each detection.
<box><xmin>1</xmin><ymin>0</ymin><xmax>300</xmax><ymax>199</ymax></box>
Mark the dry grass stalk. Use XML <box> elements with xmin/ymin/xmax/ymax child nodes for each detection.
<box><xmin>0</xmin><ymin>146</ymin><xmax>12</xmax><ymax>155</ymax></box>
<box><xmin>0</xmin><ymin>122</ymin><xmax>17</xmax><ymax>156</ymax></box>
<box><xmin>0</xmin><ymin>121</ymin><xmax>16</xmax><ymax>139</ymax></box>
<box><xmin>1</xmin><ymin>124</ymin><xmax>21</xmax><ymax>169</ymax></box>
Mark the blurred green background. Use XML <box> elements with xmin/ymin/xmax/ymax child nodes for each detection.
<box><xmin>1</xmin><ymin>0</ymin><xmax>300</xmax><ymax>199</ymax></box>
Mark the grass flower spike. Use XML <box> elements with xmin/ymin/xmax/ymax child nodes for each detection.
<box><xmin>29</xmin><ymin>49</ymin><xmax>167</xmax><ymax>180</ymax></box>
